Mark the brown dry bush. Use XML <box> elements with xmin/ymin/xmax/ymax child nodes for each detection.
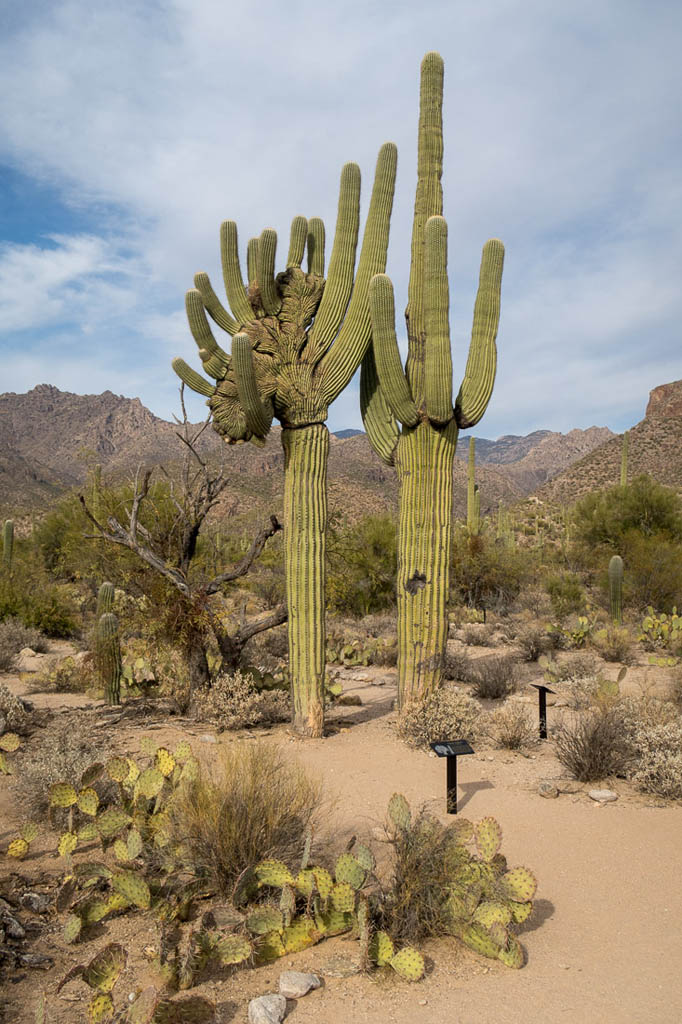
<box><xmin>553</xmin><ymin>653</ymin><xmax>597</xmax><ymax>681</ymax></box>
<box><xmin>486</xmin><ymin>702</ymin><xmax>539</xmax><ymax>750</ymax></box>
<box><xmin>516</xmin><ymin>624</ymin><xmax>553</xmax><ymax>662</ymax></box>
<box><xmin>397</xmin><ymin>688</ymin><xmax>481</xmax><ymax>749</ymax></box>
<box><xmin>591</xmin><ymin>626</ymin><xmax>635</xmax><ymax>664</ymax></box>
<box><xmin>0</xmin><ymin>682</ymin><xmax>33</xmax><ymax>734</ymax></box>
<box><xmin>442</xmin><ymin>649</ymin><xmax>475</xmax><ymax>682</ymax></box>
<box><xmin>0</xmin><ymin>618</ymin><xmax>49</xmax><ymax>671</ymax></box>
<box><xmin>470</xmin><ymin>655</ymin><xmax>519</xmax><ymax>700</ymax></box>
<box><xmin>169</xmin><ymin>741</ymin><xmax>323</xmax><ymax>895</ymax></box>
<box><xmin>193</xmin><ymin>669</ymin><xmax>289</xmax><ymax>730</ymax></box>
<box><xmin>461</xmin><ymin>624</ymin><xmax>494</xmax><ymax>647</ymax></box>
<box><xmin>553</xmin><ymin>708</ymin><xmax>634</xmax><ymax>782</ymax></box>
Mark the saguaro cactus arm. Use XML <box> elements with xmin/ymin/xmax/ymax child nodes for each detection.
<box><xmin>232</xmin><ymin>334</ymin><xmax>274</xmax><ymax>438</ymax></box>
<box><xmin>368</xmin><ymin>275</ymin><xmax>419</xmax><ymax>427</ymax></box>
<box><xmin>454</xmin><ymin>238</ymin><xmax>504</xmax><ymax>428</ymax></box>
<box><xmin>221</xmin><ymin>220</ymin><xmax>254</xmax><ymax>325</ymax></box>
<box><xmin>360</xmin><ymin>348</ymin><xmax>400</xmax><ymax>466</ymax></box>
<box><xmin>424</xmin><ymin>215</ymin><xmax>453</xmax><ymax>425</ymax></box>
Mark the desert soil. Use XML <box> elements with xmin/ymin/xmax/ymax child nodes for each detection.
<box><xmin>1</xmin><ymin>650</ymin><xmax>681</xmax><ymax>1024</ymax></box>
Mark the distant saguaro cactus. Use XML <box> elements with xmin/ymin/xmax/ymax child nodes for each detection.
<box><xmin>361</xmin><ymin>53</ymin><xmax>504</xmax><ymax>706</ymax></box>
<box><xmin>172</xmin><ymin>144</ymin><xmax>397</xmax><ymax>736</ymax></box>
<box><xmin>2</xmin><ymin>520</ymin><xmax>14</xmax><ymax>571</ymax></box>
<box><xmin>96</xmin><ymin>612</ymin><xmax>122</xmax><ymax>706</ymax></box>
<box><xmin>609</xmin><ymin>555</ymin><xmax>623</xmax><ymax>624</ymax></box>
<box><xmin>467</xmin><ymin>438</ymin><xmax>480</xmax><ymax>536</ymax></box>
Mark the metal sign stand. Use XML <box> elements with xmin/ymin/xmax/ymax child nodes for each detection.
<box><xmin>530</xmin><ymin>683</ymin><xmax>555</xmax><ymax>739</ymax></box>
<box><xmin>430</xmin><ymin>740</ymin><xmax>475</xmax><ymax>814</ymax></box>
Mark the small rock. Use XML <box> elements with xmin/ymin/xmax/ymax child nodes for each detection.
<box><xmin>18</xmin><ymin>952</ymin><xmax>53</xmax><ymax>969</ymax></box>
<box><xmin>279</xmin><ymin>971</ymin><xmax>322</xmax><ymax>998</ymax></box>
<box><xmin>19</xmin><ymin>647</ymin><xmax>37</xmax><ymax>658</ymax></box>
<box><xmin>248</xmin><ymin>994</ymin><xmax>287</xmax><ymax>1024</ymax></box>
<box><xmin>20</xmin><ymin>893</ymin><xmax>52</xmax><ymax>915</ymax></box>
<box><xmin>0</xmin><ymin>911</ymin><xmax>25</xmax><ymax>939</ymax></box>
<box><xmin>538</xmin><ymin>781</ymin><xmax>559</xmax><ymax>799</ymax></box>
<box><xmin>589</xmin><ymin>789</ymin><xmax>618</xmax><ymax>803</ymax></box>
<box><xmin>337</xmin><ymin>695</ymin><xmax>362</xmax><ymax>706</ymax></box>
<box><xmin>321</xmin><ymin>955</ymin><xmax>361</xmax><ymax>978</ymax></box>
<box><xmin>350</xmin><ymin>673</ymin><xmax>369</xmax><ymax>682</ymax></box>
<box><xmin>199</xmin><ymin>734</ymin><xmax>217</xmax><ymax>744</ymax></box>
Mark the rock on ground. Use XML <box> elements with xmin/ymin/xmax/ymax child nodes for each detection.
<box><xmin>278</xmin><ymin>971</ymin><xmax>322</xmax><ymax>998</ymax></box>
<box><xmin>248</xmin><ymin>994</ymin><xmax>288</xmax><ymax>1024</ymax></box>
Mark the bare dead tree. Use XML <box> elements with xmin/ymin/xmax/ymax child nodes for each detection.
<box><xmin>79</xmin><ymin>390</ymin><xmax>286</xmax><ymax>691</ymax></box>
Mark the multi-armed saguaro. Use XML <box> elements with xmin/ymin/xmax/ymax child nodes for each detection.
<box><xmin>361</xmin><ymin>52</ymin><xmax>504</xmax><ymax>707</ymax></box>
<box><xmin>173</xmin><ymin>146</ymin><xmax>397</xmax><ymax>736</ymax></box>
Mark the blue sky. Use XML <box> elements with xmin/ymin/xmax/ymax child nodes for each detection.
<box><xmin>1</xmin><ymin>0</ymin><xmax>680</xmax><ymax>439</ymax></box>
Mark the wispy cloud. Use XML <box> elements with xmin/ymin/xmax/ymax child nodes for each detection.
<box><xmin>0</xmin><ymin>0</ymin><xmax>680</xmax><ymax>435</ymax></box>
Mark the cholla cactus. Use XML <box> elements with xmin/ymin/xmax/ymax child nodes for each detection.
<box><xmin>173</xmin><ymin>145</ymin><xmax>397</xmax><ymax>736</ymax></box>
<box><xmin>361</xmin><ymin>53</ymin><xmax>504</xmax><ymax>705</ymax></box>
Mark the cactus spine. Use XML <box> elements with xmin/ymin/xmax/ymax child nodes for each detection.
<box><xmin>620</xmin><ymin>430</ymin><xmax>629</xmax><ymax>489</ymax></box>
<box><xmin>2</xmin><ymin>520</ymin><xmax>14</xmax><ymax>571</ymax></box>
<box><xmin>609</xmin><ymin>554</ymin><xmax>623</xmax><ymax>625</ymax></box>
<box><xmin>173</xmin><ymin>146</ymin><xmax>396</xmax><ymax>735</ymax></box>
<box><xmin>467</xmin><ymin>438</ymin><xmax>479</xmax><ymax>536</ymax></box>
<box><xmin>97</xmin><ymin>612</ymin><xmax>122</xmax><ymax>706</ymax></box>
<box><xmin>361</xmin><ymin>53</ymin><xmax>504</xmax><ymax>706</ymax></box>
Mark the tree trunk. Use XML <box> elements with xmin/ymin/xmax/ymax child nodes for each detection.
<box><xmin>282</xmin><ymin>424</ymin><xmax>328</xmax><ymax>737</ymax></box>
<box><xmin>395</xmin><ymin>419</ymin><xmax>458</xmax><ymax>707</ymax></box>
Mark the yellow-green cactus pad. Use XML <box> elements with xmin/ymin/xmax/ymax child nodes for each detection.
<box><xmin>155</xmin><ymin>747</ymin><xmax>176</xmax><ymax>777</ymax></box>
<box><xmin>111</xmin><ymin>871</ymin><xmax>151</xmax><ymax>909</ymax></box>
<box><xmin>7</xmin><ymin>838</ymin><xmax>29</xmax><ymax>859</ymax></box>
<box><xmin>127</xmin><ymin>828</ymin><xmax>143</xmax><ymax>859</ymax></box>
<box><xmin>331</xmin><ymin>881</ymin><xmax>356</xmax><ymax>913</ymax></box>
<box><xmin>137</xmin><ymin>767</ymin><xmax>164</xmax><ymax>799</ymax></box>
<box><xmin>474</xmin><ymin>817</ymin><xmax>502</xmax><ymax>862</ymax></box>
<box><xmin>312</xmin><ymin>866</ymin><xmax>334</xmax><ymax>901</ymax></box>
<box><xmin>509</xmin><ymin>899</ymin><xmax>533</xmax><ymax>924</ymax></box>
<box><xmin>0</xmin><ymin>751</ymin><xmax>12</xmax><ymax>774</ymax></box>
<box><xmin>96</xmin><ymin>808</ymin><xmax>131</xmax><ymax>839</ymax></box>
<box><xmin>282</xmin><ymin>918</ymin><xmax>320</xmax><ymax>953</ymax></box>
<box><xmin>295</xmin><ymin>869</ymin><xmax>315</xmax><ymax>897</ymax></box>
<box><xmin>501</xmin><ymin>867</ymin><xmax>537</xmax><ymax>903</ymax></box>
<box><xmin>63</xmin><ymin>913</ymin><xmax>83</xmax><ymax>943</ymax></box>
<box><xmin>246</xmin><ymin>907</ymin><xmax>284</xmax><ymax>935</ymax></box>
<box><xmin>370</xmin><ymin>930</ymin><xmax>394</xmax><ymax>966</ymax></box>
<box><xmin>105</xmin><ymin>757</ymin><xmax>130</xmax><ymax>783</ymax></box>
<box><xmin>21</xmin><ymin>822</ymin><xmax>39</xmax><ymax>842</ymax></box>
<box><xmin>83</xmin><ymin>942</ymin><xmax>127</xmax><ymax>991</ymax></box>
<box><xmin>390</xmin><ymin>946</ymin><xmax>425</xmax><ymax>981</ymax></box>
<box><xmin>81</xmin><ymin>899</ymin><xmax>111</xmax><ymax>925</ymax></box>
<box><xmin>254</xmin><ymin>930</ymin><xmax>286</xmax><ymax>963</ymax></box>
<box><xmin>353</xmin><ymin>843</ymin><xmax>375</xmax><ymax>873</ymax></box>
<box><xmin>113</xmin><ymin>839</ymin><xmax>129</xmax><ymax>861</ymax></box>
<box><xmin>50</xmin><ymin>782</ymin><xmax>78</xmax><ymax>808</ymax></box>
<box><xmin>87</xmin><ymin>992</ymin><xmax>114</xmax><ymax>1023</ymax></box>
<box><xmin>173</xmin><ymin>740</ymin><xmax>192</xmax><ymax>763</ymax></box>
<box><xmin>213</xmin><ymin>934</ymin><xmax>252</xmax><ymax>965</ymax></box>
<box><xmin>139</xmin><ymin>736</ymin><xmax>158</xmax><ymax>756</ymax></box>
<box><xmin>255</xmin><ymin>859</ymin><xmax>295</xmax><ymax>887</ymax></box>
<box><xmin>78</xmin><ymin>788</ymin><xmax>100</xmax><ymax>816</ymax></box>
<box><xmin>58</xmin><ymin>832</ymin><xmax>78</xmax><ymax>857</ymax></box>
<box><xmin>78</xmin><ymin>822</ymin><xmax>99</xmax><ymax>842</ymax></box>
<box><xmin>334</xmin><ymin>852</ymin><xmax>365</xmax><ymax>889</ymax></box>
<box><xmin>473</xmin><ymin>900</ymin><xmax>512</xmax><ymax>929</ymax></box>
<box><xmin>0</xmin><ymin>732</ymin><xmax>20</xmax><ymax>752</ymax></box>
<box><xmin>498</xmin><ymin>934</ymin><xmax>524</xmax><ymax>969</ymax></box>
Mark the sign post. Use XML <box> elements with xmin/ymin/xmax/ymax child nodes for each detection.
<box><xmin>530</xmin><ymin>683</ymin><xmax>555</xmax><ymax>739</ymax></box>
<box><xmin>430</xmin><ymin>740</ymin><xmax>475</xmax><ymax>814</ymax></box>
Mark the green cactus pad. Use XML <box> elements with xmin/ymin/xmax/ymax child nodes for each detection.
<box><xmin>509</xmin><ymin>900</ymin><xmax>533</xmax><ymax>924</ymax></box>
<box><xmin>460</xmin><ymin>922</ymin><xmax>502</xmax><ymax>960</ymax></box>
<box><xmin>113</xmin><ymin>839</ymin><xmax>129</xmax><ymax>861</ymax></box>
<box><xmin>126</xmin><ymin>758</ymin><xmax>141</xmax><ymax>783</ymax></box>
<box><xmin>473</xmin><ymin>900</ymin><xmax>513</xmax><ymax>929</ymax></box>
<box><xmin>96</xmin><ymin>808</ymin><xmax>131</xmax><ymax>839</ymax></box>
<box><xmin>105</xmin><ymin>891</ymin><xmax>130</xmax><ymax>914</ymax></box>
<box><xmin>313</xmin><ymin>866</ymin><xmax>334</xmax><ymax>901</ymax></box>
<box><xmin>0</xmin><ymin>732</ymin><xmax>20</xmax><ymax>752</ymax></box>
<box><xmin>63</xmin><ymin>913</ymin><xmax>83</xmax><ymax>943</ymax></box>
<box><xmin>105</xmin><ymin>757</ymin><xmax>130</xmax><ymax>783</ymax></box>
<box><xmin>153</xmin><ymin>996</ymin><xmax>216</xmax><ymax>1023</ymax></box>
<box><xmin>474</xmin><ymin>817</ymin><xmax>502</xmax><ymax>862</ymax></box>
<box><xmin>137</xmin><ymin>767</ymin><xmax>165</xmax><ymax>799</ymax></box>
<box><xmin>331</xmin><ymin>881</ymin><xmax>356</xmax><ymax>913</ymax></box>
<box><xmin>498</xmin><ymin>934</ymin><xmax>524</xmax><ymax>969</ymax></box>
<box><xmin>58</xmin><ymin>832</ymin><xmax>78</xmax><ymax>857</ymax></box>
<box><xmin>126</xmin><ymin>987</ymin><xmax>160</xmax><ymax>1024</ymax></box>
<box><xmin>283</xmin><ymin>918</ymin><xmax>320</xmax><ymax>953</ymax></box>
<box><xmin>180</xmin><ymin>756</ymin><xmax>200</xmax><ymax>782</ymax></box>
<box><xmin>81</xmin><ymin>900</ymin><xmax>110</xmax><ymax>925</ymax></box>
<box><xmin>390</xmin><ymin>946</ymin><xmax>425</xmax><ymax>981</ymax></box>
<box><xmin>246</xmin><ymin>907</ymin><xmax>284</xmax><ymax>935</ymax></box>
<box><xmin>213</xmin><ymin>934</ymin><xmax>252</xmax><ymax>965</ymax></box>
<box><xmin>369</xmin><ymin>930</ymin><xmax>395</xmax><ymax>966</ymax></box>
<box><xmin>111</xmin><ymin>870</ymin><xmax>151</xmax><ymax>909</ymax></box>
<box><xmin>254</xmin><ymin>930</ymin><xmax>286</xmax><ymax>963</ymax></box>
<box><xmin>87</xmin><ymin>992</ymin><xmax>114</xmax><ymax>1023</ymax></box>
<box><xmin>0</xmin><ymin>751</ymin><xmax>12</xmax><ymax>775</ymax></box>
<box><xmin>50</xmin><ymin>782</ymin><xmax>78</xmax><ymax>808</ymax></box>
<box><xmin>7</xmin><ymin>838</ymin><xmax>29</xmax><ymax>859</ymax></box>
<box><xmin>353</xmin><ymin>843</ymin><xmax>375</xmax><ymax>873</ymax></box>
<box><xmin>77</xmin><ymin>787</ymin><xmax>100</xmax><ymax>816</ymax></box>
<box><xmin>501</xmin><ymin>867</ymin><xmax>537</xmax><ymax>903</ymax></box>
<box><xmin>388</xmin><ymin>793</ymin><xmax>411</xmax><ymax>831</ymax></box>
<box><xmin>127</xmin><ymin>828</ymin><xmax>143</xmax><ymax>859</ymax></box>
<box><xmin>295</xmin><ymin>869</ymin><xmax>315</xmax><ymax>897</ymax></box>
<box><xmin>334</xmin><ymin>852</ymin><xmax>366</xmax><ymax>889</ymax></box>
<box><xmin>75</xmin><ymin>862</ymin><xmax>114</xmax><ymax>883</ymax></box>
<box><xmin>155</xmin><ymin>747</ymin><xmax>176</xmax><ymax>777</ymax></box>
<box><xmin>21</xmin><ymin>822</ymin><xmax>39</xmax><ymax>842</ymax></box>
<box><xmin>173</xmin><ymin>740</ymin><xmax>193</xmax><ymax>763</ymax></box>
<box><xmin>488</xmin><ymin>920</ymin><xmax>510</xmax><ymax>947</ymax></box>
<box><xmin>314</xmin><ymin>906</ymin><xmax>354</xmax><ymax>936</ymax></box>
<box><xmin>254</xmin><ymin>859</ymin><xmax>295</xmax><ymax>887</ymax></box>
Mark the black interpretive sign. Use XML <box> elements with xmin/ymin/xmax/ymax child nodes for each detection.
<box><xmin>530</xmin><ymin>683</ymin><xmax>555</xmax><ymax>740</ymax></box>
<box><xmin>430</xmin><ymin>739</ymin><xmax>475</xmax><ymax>814</ymax></box>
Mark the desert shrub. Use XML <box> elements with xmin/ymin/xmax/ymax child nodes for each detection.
<box><xmin>628</xmin><ymin>722</ymin><xmax>682</xmax><ymax>799</ymax></box>
<box><xmin>0</xmin><ymin>618</ymin><xmax>49</xmax><ymax>671</ymax></box>
<box><xmin>443</xmin><ymin>649</ymin><xmax>475</xmax><ymax>682</ymax></box>
<box><xmin>553</xmin><ymin>707</ymin><xmax>634</xmax><ymax>781</ymax></box>
<box><xmin>326</xmin><ymin>513</ymin><xmax>397</xmax><ymax>617</ymax></box>
<box><xmin>591</xmin><ymin>625</ymin><xmax>634</xmax><ymax>664</ymax></box>
<box><xmin>544</xmin><ymin>572</ymin><xmax>586</xmax><ymax>620</ymax></box>
<box><xmin>553</xmin><ymin>653</ymin><xmax>597</xmax><ymax>681</ymax></box>
<box><xmin>0</xmin><ymin>682</ymin><xmax>33</xmax><ymax>734</ymax></box>
<box><xmin>470</xmin><ymin>655</ymin><xmax>519</xmax><ymax>700</ymax></box>
<box><xmin>397</xmin><ymin>688</ymin><xmax>481</xmax><ymax>748</ymax></box>
<box><xmin>485</xmin><ymin>703</ymin><xmax>539</xmax><ymax>750</ymax></box>
<box><xmin>0</xmin><ymin>575</ymin><xmax>77</xmax><ymax>638</ymax></box>
<box><xmin>169</xmin><ymin>741</ymin><xmax>323</xmax><ymax>895</ymax></box>
<box><xmin>193</xmin><ymin>669</ymin><xmax>289</xmax><ymax>730</ymax></box>
<box><xmin>573</xmin><ymin>475</ymin><xmax>682</xmax><ymax>552</ymax></box>
<box><xmin>619</xmin><ymin>531</ymin><xmax>682</xmax><ymax>611</ymax></box>
<box><xmin>461</xmin><ymin>624</ymin><xmax>493</xmax><ymax>646</ymax></box>
<box><xmin>450</xmin><ymin>533</ymin><xmax>533</xmax><ymax>614</ymax></box>
<box><xmin>13</xmin><ymin>716</ymin><xmax>115</xmax><ymax>818</ymax></box>
<box><xmin>28</xmin><ymin>655</ymin><xmax>98</xmax><ymax>694</ymax></box>
<box><xmin>516</xmin><ymin>623</ymin><xmax>553</xmax><ymax>662</ymax></box>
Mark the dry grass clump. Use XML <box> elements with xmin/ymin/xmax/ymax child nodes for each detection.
<box><xmin>14</xmin><ymin>715</ymin><xmax>114</xmax><ymax>818</ymax></box>
<box><xmin>169</xmin><ymin>741</ymin><xmax>323</xmax><ymax>895</ymax></box>
<box><xmin>485</xmin><ymin>702</ymin><xmax>539</xmax><ymax>750</ymax></box>
<box><xmin>591</xmin><ymin>626</ymin><xmax>634</xmax><ymax>664</ymax></box>
<box><xmin>0</xmin><ymin>618</ymin><xmax>49</xmax><ymax>671</ymax></box>
<box><xmin>553</xmin><ymin>708</ymin><xmax>634</xmax><ymax>782</ymax></box>
<box><xmin>470</xmin><ymin>655</ymin><xmax>519</xmax><ymax>700</ymax></box>
<box><xmin>553</xmin><ymin>653</ymin><xmax>597</xmax><ymax>681</ymax></box>
<box><xmin>194</xmin><ymin>669</ymin><xmax>289</xmax><ymax>730</ymax></box>
<box><xmin>397</xmin><ymin>688</ymin><xmax>481</xmax><ymax>749</ymax></box>
<box><xmin>461</xmin><ymin>624</ymin><xmax>494</xmax><ymax>647</ymax></box>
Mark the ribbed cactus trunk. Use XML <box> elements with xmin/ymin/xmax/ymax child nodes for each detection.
<box><xmin>396</xmin><ymin>421</ymin><xmax>457</xmax><ymax>706</ymax></box>
<box><xmin>282</xmin><ymin>424</ymin><xmax>328</xmax><ymax>737</ymax></box>
<box><xmin>97</xmin><ymin>612</ymin><xmax>122</xmax><ymax>706</ymax></box>
<box><xmin>609</xmin><ymin>554</ymin><xmax>623</xmax><ymax>624</ymax></box>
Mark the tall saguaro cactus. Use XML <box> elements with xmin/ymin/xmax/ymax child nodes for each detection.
<box><xmin>361</xmin><ymin>53</ymin><xmax>504</xmax><ymax>707</ymax></box>
<box><xmin>608</xmin><ymin>555</ymin><xmax>623</xmax><ymax>624</ymax></box>
<box><xmin>173</xmin><ymin>146</ymin><xmax>397</xmax><ymax>736</ymax></box>
<box><xmin>467</xmin><ymin>437</ymin><xmax>480</xmax><ymax>536</ymax></box>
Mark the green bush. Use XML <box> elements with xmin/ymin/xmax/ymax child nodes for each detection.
<box><xmin>327</xmin><ymin>514</ymin><xmax>397</xmax><ymax>617</ymax></box>
<box><xmin>450</xmin><ymin>533</ymin><xmax>533</xmax><ymax>614</ymax></box>
<box><xmin>573</xmin><ymin>475</ymin><xmax>682</xmax><ymax>553</ymax></box>
<box><xmin>618</xmin><ymin>531</ymin><xmax>682</xmax><ymax>612</ymax></box>
<box><xmin>544</xmin><ymin>572</ymin><xmax>586</xmax><ymax>620</ymax></box>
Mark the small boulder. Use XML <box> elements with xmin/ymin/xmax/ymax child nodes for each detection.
<box><xmin>278</xmin><ymin>971</ymin><xmax>322</xmax><ymax>998</ymax></box>
<box><xmin>248</xmin><ymin>994</ymin><xmax>288</xmax><ymax>1024</ymax></box>
<box><xmin>538</xmin><ymin>781</ymin><xmax>559</xmax><ymax>799</ymax></box>
<box><xmin>589</xmin><ymin>789</ymin><xmax>618</xmax><ymax>803</ymax></box>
